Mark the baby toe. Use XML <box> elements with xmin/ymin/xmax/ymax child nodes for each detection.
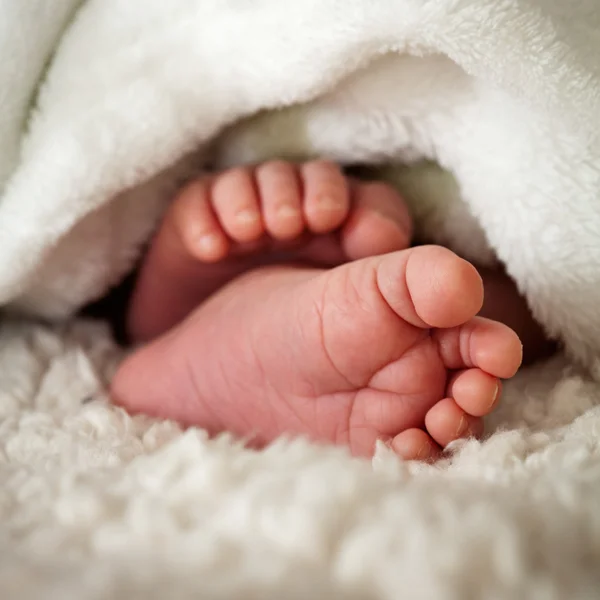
<box><xmin>341</xmin><ymin>179</ymin><xmax>412</xmax><ymax>260</ymax></box>
<box><xmin>424</xmin><ymin>398</ymin><xmax>484</xmax><ymax>449</ymax></box>
<box><xmin>447</xmin><ymin>369</ymin><xmax>501</xmax><ymax>417</ymax></box>
<box><xmin>255</xmin><ymin>161</ymin><xmax>305</xmax><ymax>240</ymax></box>
<box><xmin>409</xmin><ymin>247</ymin><xmax>484</xmax><ymax>328</ymax></box>
<box><xmin>174</xmin><ymin>178</ymin><xmax>230</xmax><ymax>262</ymax></box>
<box><xmin>377</xmin><ymin>246</ymin><xmax>484</xmax><ymax>330</ymax></box>
<box><xmin>434</xmin><ymin>316</ymin><xmax>523</xmax><ymax>379</ymax></box>
<box><xmin>391</xmin><ymin>428</ymin><xmax>442</xmax><ymax>462</ymax></box>
<box><xmin>301</xmin><ymin>160</ymin><xmax>350</xmax><ymax>233</ymax></box>
<box><xmin>211</xmin><ymin>167</ymin><xmax>264</xmax><ymax>243</ymax></box>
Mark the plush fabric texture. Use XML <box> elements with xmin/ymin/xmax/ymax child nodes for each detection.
<box><xmin>1</xmin><ymin>1</ymin><xmax>600</xmax><ymax>597</ymax></box>
<box><xmin>1</xmin><ymin>0</ymin><xmax>600</xmax><ymax>369</ymax></box>
<box><xmin>1</xmin><ymin>320</ymin><xmax>599</xmax><ymax>599</ymax></box>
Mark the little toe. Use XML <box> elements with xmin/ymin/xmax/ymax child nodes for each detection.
<box><xmin>211</xmin><ymin>167</ymin><xmax>264</xmax><ymax>243</ymax></box>
<box><xmin>376</xmin><ymin>246</ymin><xmax>484</xmax><ymax>330</ymax></box>
<box><xmin>447</xmin><ymin>369</ymin><xmax>501</xmax><ymax>417</ymax></box>
<box><xmin>301</xmin><ymin>160</ymin><xmax>350</xmax><ymax>233</ymax></box>
<box><xmin>391</xmin><ymin>428</ymin><xmax>442</xmax><ymax>462</ymax></box>
<box><xmin>174</xmin><ymin>178</ymin><xmax>230</xmax><ymax>262</ymax></box>
<box><xmin>424</xmin><ymin>398</ymin><xmax>484</xmax><ymax>449</ymax></box>
<box><xmin>433</xmin><ymin>316</ymin><xmax>523</xmax><ymax>379</ymax></box>
<box><xmin>255</xmin><ymin>161</ymin><xmax>305</xmax><ymax>240</ymax></box>
<box><xmin>341</xmin><ymin>179</ymin><xmax>412</xmax><ymax>260</ymax></box>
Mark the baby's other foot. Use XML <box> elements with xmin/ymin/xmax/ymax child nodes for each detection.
<box><xmin>113</xmin><ymin>246</ymin><xmax>523</xmax><ymax>461</ymax></box>
<box><xmin>127</xmin><ymin>161</ymin><xmax>411</xmax><ymax>343</ymax></box>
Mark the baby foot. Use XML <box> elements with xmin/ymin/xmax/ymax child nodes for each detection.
<box><xmin>128</xmin><ymin>160</ymin><xmax>411</xmax><ymax>342</ymax></box>
<box><xmin>113</xmin><ymin>246</ymin><xmax>523</xmax><ymax>460</ymax></box>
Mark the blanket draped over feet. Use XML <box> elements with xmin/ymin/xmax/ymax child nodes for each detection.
<box><xmin>1</xmin><ymin>1</ymin><xmax>600</xmax><ymax>598</ymax></box>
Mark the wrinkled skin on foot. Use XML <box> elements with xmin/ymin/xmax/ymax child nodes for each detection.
<box><xmin>114</xmin><ymin>246</ymin><xmax>522</xmax><ymax>460</ymax></box>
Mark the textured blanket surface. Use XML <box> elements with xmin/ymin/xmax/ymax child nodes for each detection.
<box><xmin>1</xmin><ymin>0</ymin><xmax>600</xmax><ymax>367</ymax></box>
<box><xmin>2</xmin><ymin>1</ymin><xmax>600</xmax><ymax>597</ymax></box>
<box><xmin>1</xmin><ymin>320</ymin><xmax>600</xmax><ymax>599</ymax></box>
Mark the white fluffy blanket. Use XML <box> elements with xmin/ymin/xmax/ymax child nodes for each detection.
<box><xmin>2</xmin><ymin>1</ymin><xmax>600</xmax><ymax>597</ymax></box>
<box><xmin>2</xmin><ymin>321</ymin><xmax>600</xmax><ymax>598</ymax></box>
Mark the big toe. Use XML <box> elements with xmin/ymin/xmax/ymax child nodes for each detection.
<box><xmin>341</xmin><ymin>179</ymin><xmax>412</xmax><ymax>260</ymax></box>
<box><xmin>377</xmin><ymin>246</ymin><xmax>484</xmax><ymax>330</ymax></box>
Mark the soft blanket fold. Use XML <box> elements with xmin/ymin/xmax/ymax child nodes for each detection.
<box><xmin>2</xmin><ymin>0</ymin><xmax>600</xmax><ymax>372</ymax></box>
<box><xmin>2</xmin><ymin>1</ymin><xmax>600</xmax><ymax>598</ymax></box>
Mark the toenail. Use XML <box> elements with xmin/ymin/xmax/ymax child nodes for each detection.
<box><xmin>379</xmin><ymin>207</ymin><xmax>410</xmax><ymax>232</ymax></box>
<box><xmin>488</xmin><ymin>382</ymin><xmax>500</xmax><ymax>410</ymax></box>
<box><xmin>316</xmin><ymin>195</ymin><xmax>342</xmax><ymax>210</ymax></box>
<box><xmin>197</xmin><ymin>233</ymin><xmax>221</xmax><ymax>253</ymax></box>
<box><xmin>235</xmin><ymin>209</ymin><xmax>260</xmax><ymax>224</ymax></box>
<box><xmin>276</xmin><ymin>205</ymin><xmax>301</xmax><ymax>219</ymax></box>
<box><xmin>455</xmin><ymin>414</ymin><xmax>469</xmax><ymax>438</ymax></box>
<box><xmin>416</xmin><ymin>442</ymin><xmax>430</xmax><ymax>460</ymax></box>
